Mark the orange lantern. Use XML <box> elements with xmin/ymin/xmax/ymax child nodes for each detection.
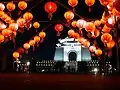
<box><xmin>95</xmin><ymin>49</ymin><xmax>102</xmax><ymax>56</ymax></box>
<box><xmin>29</xmin><ymin>40</ymin><xmax>35</xmax><ymax>51</ymax></box>
<box><xmin>83</xmin><ymin>40</ymin><xmax>90</xmax><ymax>48</ymax></box>
<box><xmin>18</xmin><ymin>1</ymin><xmax>27</xmax><ymax>10</ymax></box>
<box><xmin>68</xmin><ymin>0</ymin><xmax>78</xmax><ymax>7</ymax></box>
<box><xmin>0</xmin><ymin>11</ymin><xmax>4</xmax><ymax>17</ymax></box>
<box><xmin>78</xmin><ymin>37</ymin><xmax>86</xmax><ymax>44</ymax></box>
<box><xmin>33</xmin><ymin>22</ymin><xmax>40</xmax><ymax>29</ymax></box>
<box><xmin>94</xmin><ymin>20</ymin><xmax>101</xmax><ymax>27</ymax></box>
<box><xmin>89</xmin><ymin>46</ymin><xmax>96</xmax><ymax>52</ymax></box>
<box><xmin>4</xmin><ymin>16</ymin><xmax>12</xmax><ymax>23</ymax></box>
<box><xmin>13</xmin><ymin>52</ymin><xmax>19</xmax><ymax>59</ymax></box>
<box><xmin>102</xmin><ymin>24</ymin><xmax>111</xmax><ymax>33</ymax></box>
<box><xmin>17</xmin><ymin>18</ymin><xmax>26</xmax><ymax>28</ymax></box>
<box><xmin>85</xmin><ymin>0</ymin><xmax>95</xmax><ymax>12</ymax></box>
<box><xmin>85</xmin><ymin>22</ymin><xmax>95</xmax><ymax>32</ymax></box>
<box><xmin>73</xmin><ymin>32</ymin><xmax>79</xmax><ymax>39</ymax></box>
<box><xmin>23</xmin><ymin>12</ymin><xmax>33</xmax><ymax>22</ymax></box>
<box><xmin>6</xmin><ymin>2</ymin><xmax>15</xmax><ymax>12</ymax></box>
<box><xmin>44</xmin><ymin>2</ymin><xmax>57</xmax><ymax>20</ymax></box>
<box><xmin>93</xmin><ymin>29</ymin><xmax>100</xmax><ymax>38</ymax></box>
<box><xmin>68</xmin><ymin>29</ymin><xmax>75</xmax><ymax>37</ymax></box>
<box><xmin>2</xmin><ymin>29</ymin><xmax>12</xmax><ymax>37</ymax></box>
<box><xmin>107</xmin><ymin>16</ymin><xmax>115</xmax><ymax>27</ymax></box>
<box><xmin>0</xmin><ymin>3</ymin><xmax>5</xmax><ymax>11</ymax></box>
<box><xmin>107</xmin><ymin>40</ymin><xmax>115</xmax><ymax>49</ymax></box>
<box><xmin>64</xmin><ymin>11</ymin><xmax>74</xmax><ymax>22</ymax></box>
<box><xmin>17</xmin><ymin>48</ymin><xmax>24</xmax><ymax>55</ymax></box>
<box><xmin>54</xmin><ymin>24</ymin><xmax>63</xmax><ymax>36</ymax></box>
<box><xmin>76</xmin><ymin>19</ymin><xmax>86</xmax><ymax>29</ymax></box>
<box><xmin>23</xmin><ymin>43</ymin><xmax>30</xmax><ymax>53</ymax></box>
<box><xmin>71</xmin><ymin>20</ymin><xmax>77</xmax><ymax>28</ymax></box>
<box><xmin>9</xmin><ymin>23</ymin><xmax>18</xmax><ymax>32</ymax></box>
<box><xmin>34</xmin><ymin>36</ymin><xmax>40</xmax><ymax>47</ymax></box>
<box><xmin>0</xmin><ymin>34</ymin><xmax>4</xmax><ymax>43</ymax></box>
<box><xmin>39</xmin><ymin>31</ymin><xmax>46</xmax><ymax>42</ymax></box>
<box><xmin>1</xmin><ymin>14</ymin><xmax>8</xmax><ymax>21</ymax></box>
<box><xmin>101</xmin><ymin>33</ymin><xmax>112</xmax><ymax>43</ymax></box>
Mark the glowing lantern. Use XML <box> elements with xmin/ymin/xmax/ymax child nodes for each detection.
<box><xmin>76</xmin><ymin>19</ymin><xmax>86</xmax><ymax>29</ymax></box>
<box><xmin>44</xmin><ymin>2</ymin><xmax>57</xmax><ymax>20</ymax></box>
<box><xmin>34</xmin><ymin>36</ymin><xmax>40</xmax><ymax>47</ymax></box>
<box><xmin>73</xmin><ymin>32</ymin><xmax>79</xmax><ymax>39</ymax></box>
<box><xmin>17</xmin><ymin>48</ymin><xmax>24</xmax><ymax>55</ymax></box>
<box><xmin>0</xmin><ymin>11</ymin><xmax>4</xmax><ymax>17</ymax></box>
<box><xmin>107</xmin><ymin>40</ymin><xmax>115</xmax><ymax>49</ymax></box>
<box><xmin>102</xmin><ymin>25</ymin><xmax>111</xmax><ymax>33</ymax></box>
<box><xmin>64</xmin><ymin>11</ymin><xmax>74</xmax><ymax>22</ymax></box>
<box><xmin>78</xmin><ymin>37</ymin><xmax>86</xmax><ymax>44</ymax></box>
<box><xmin>107</xmin><ymin>16</ymin><xmax>115</xmax><ymax>27</ymax></box>
<box><xmin>0</xmin><ymin>34</ymin><xmax>4</xmax><ymax>43</ymax></box>
<box><xmin>93</xmin><ymin>29</ymin><xmax>100</xmax><ymax>38</ymax></box>
<box><xmin>29</xmin><ymin>40</ymin><xmax>35</xmax><ymax>51</ymax></box>
<box><xmin>17</xmin><ymin>18</ymin><xmax>26</xmax><ymax>28</ymax></box>
<box><xmin>33</xmin><ymin>22</ymin><xmax>40</xmax><ymax>29</ymax></box>
<box><xmin>0</xmin><ymin>3</ymin><xmax>5</xmax><ymax>11</ymax></box>
<box><xmin>83</xmin><ymin>40</ymin><xmax>90</xmax><ymax>48</ymax></box>
<box><xmin>54</xmin><ymin>24</ymin><xmax>63</xmax><ymax>36</ymax></box>
<box><xmin>71</xmin><ymin>20</ymin><xmax>77</xmax><ymax>28</ymax></box>
<box><xmin>68</xmin><ymin>29</ymin><xmax>75</xmax><ymax>37</ymax></box>
<box><xmin>6</xmin><ymin>2</ymin><xmax>15</xmax><ymax>11</ymax></box>
<box><xmin>2</xmin><ymin>29</ymin><xmax>12</xmax><ymax>37</ymax></box>
<box><xmin>85</xmin><ymin>0</ymin><xmax>95</xmax><ymax>12</ymax></box>
<box><xmin>89</xmin><ymin>46</ymin><xmax>96</xmax><ymax>52</ymax></box>
<box><xmin>95</xmin><ymin>49</ymin><xmax>102</xmax><ymax>56</ymax></box>
<box><xmin>13</xmin><ymin>52</ymin><xmax>19</xmax><ymax>59</ymax></box>
<box><xmin>85</xmin><ymin>22</ymin><xmax>95</xmax><ymax>32</ymax></box>
<box><xmin>23</xmin><ymin>12</ymin><xmax>33</xmax><ymax>22</ymax></box>
<box><xmin>68</xmin><ymin>0</ymin><xmax>78</xmax><ymax>7</ymax></box>
<box><xmin>9</xmin><ymin>23</ymin><xmax>18</xmax><ymax>32</ymax></box>
<box><xmin>23</xmin><ymin>43</ymin><xmax>30</xmax><ymax>54</ymax></box>
<box><xmin>5</xmin><ymin>16</ymin><xmax>11</xmax><ymax>23</ymax></box>
<box><xmin>1</xmin><ymin>14</ymin><xmax>8</xmax><ymax>21</ymax></box>
<box><xmin>101</xmin><ymin>33</ymin><xmax>112</xmax><ymax>43</ymax></box>
<box><xmin>18</xmin><ymin>1</ymin><xmax>27</xmax><ymax>10</ymax></box>
<box><xmin>94</xmin><ymin>20</ymin><xmax>101</xmax><ymax>27</ymax></box>
<box><xmin>39</xmin><ymin>31</ymin><xmax>46</xmax><ymax>43</ymax></box>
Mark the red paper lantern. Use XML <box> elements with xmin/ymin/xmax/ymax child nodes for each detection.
<box><xmin>2</xmin><ymin>29</ymin><xmax>12</xmax><ymax>37</ymax></box>
<box><xmin>33</xmin><ymin>22</ymin><xmax>40</xmax><ymax>29</ymax></box>
<box><xmin>85</xmin><ymin>22</ymin><xmax>95</xmax><ymax>32</ymax></box>
<box><xmin>18</xmin><ymin>1</ymin><xmax>27</xmax><ymax>10</ymax></box>
<box><xmin>6</xmin><ymin>2</ymin><xmax>15</xmax><ymax>11</ymax></box>
<box><xmin>17</xmin><ymin>18</ymin><xmax>26</xmax><ymax>28</ymax></box>
<box><xmin>9</xmin><ymin>23</ymin><xmax>18</xmax><ymax>32</ymax></box>
<box><xmin>68</xmin><ymin>0</ymin><xmax>78</xmax><ymax>7</ymax></box>
<box><xmin>64</xmin><ymin>11</ymin><xmax>74</xmax><ymax>22</ymax></box>
<box><xmin>101</xmin><ymin>33</ymin><xmax>112</xmax><ymax>43</ymax></box>
<box><xmin>68</xmin><ymin>29</ymin><xmax>75</xmax><ymax>37</ymax></box>
<box><xmin>39</xmin><ymin>32</ymin><xmax>46</xmax><ymax>39</ymax></box>
<box><xmin>85</xmin><ymin>0</ymin><xmax>95</xmax><ymax>12</ymax></box>
<box><xmin>95</xmin><ymin>49</ymin><xmax>102</xmax><ymax>56</ymax></box>
<box><xmin>107</xmin><ymin>40</ymin><xmax>115</xmax><ymax>49</ymax></box>
<box><xmin>17</xmin><ymin>48</ymin><xmax>24</xmax><ymax>55</ymax></box>
<box><xmin>73</xmin><ymin>32</ymin><xmax>79</xmax><ymax>39</ymax></box>
<box><xmin>71</xmin><ymin>20</ymin><xmax>77</xmax><ymax>28</ymax></box>
<box><xmin>23</xmin><ymin>12</ymin><xmax>33</xmax><ymax>22</ymax></box>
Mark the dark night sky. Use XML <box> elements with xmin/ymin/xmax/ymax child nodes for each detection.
<box><xmin>0</xmin><ymin>0</ymin><xmax>105</xmax><ymax>60</ymax></box>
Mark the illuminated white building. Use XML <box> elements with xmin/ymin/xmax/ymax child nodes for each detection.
<box><xmin>54</xmin><ymin>37</ymin><xmax>91</xmax><ymax>62</ymax></box>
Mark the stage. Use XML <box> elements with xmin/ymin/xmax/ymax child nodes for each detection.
<box><xmin>0</xmin><ymin>73</ymin><xmax>120</xmax><ymax>90</ymax></box>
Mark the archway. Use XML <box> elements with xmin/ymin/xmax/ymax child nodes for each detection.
<box><xmin>68</xmin><ymin>51</ymin><xmax>77</xmax><ymax>61</ymax></box>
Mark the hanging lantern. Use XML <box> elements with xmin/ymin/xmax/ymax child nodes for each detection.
<box><xmin>68</xmin><ymin>0</ymin><xmax>78</xmax><ymax>7</ymax></box>
<box><xmin>107</xmin><ymin>15</ymin><xmax>115</xmax><ymax>27</ymax></box>
<box><xmin>44</xmin><ymin>2</ymin><xmax>57</xmax><ymax>20</ymax></box>
<box><xmin>54</xmin><ymin>24</ymin><xmax>63</xmax><ymax>36</ymax></box>
<box><xmin>64</xmin><ymin>11</ymin><xmax>74</xmax><ymax>22</ymax></box>
<box><xmin>6</xmin><ymin>2</ymin><xmax>15</xmax><ymax>12</ymax></box>
<box><xmin>94</xmin><ymin>20</ymin><xmax>101</xmax><ymax>27</ymax></box>
<box><xmin>0</xmin><ymin>3</ymin><xmax>5</xmax><ymax>11</ymax></box>
<box><xmin>95</xmin><ymin>48</ymin><xmax>102</xmax><ymax>56</ymax></box>
<box><xmin>13</xmin><ymin>52</ymin><xmax>19</xmax><ymax>60</ymax></box>
<box><xmin>23</xmin><ymin>43</ymin><xmax>30</xmax><ymax>54</ymax></box>
<box><xmin>18</xmin><ymin>1</ymin><xmax>27</xmax><ymax>10</ymax></box>
<box><xmin>73</xmin><ymin>32</ymin><xmax>79</xmax><ymax>39</ymax></box>
<box><xmin>76</xmin><ymin>19</ymin><xmax>86</xmax><ymax>29</ymax></box>
<box><xmin>107</xmin><ymin>40</ymin><xmax>115</xmax><ymax>49</ymax></box>
<box><xmin>93</xmin><ymin>29</ymin><xmax>100</xmax><ymax>38</ymax></box>
<box><xmin>29</xmin><ymin>40</ymin><xmax>35</xmax><ymax>51</ymax></box>
<box><xmin>33</xmin><ymin>22</ymin><xmax>40</xmax><ymax>29</ymax></box>
<box><xmin>89</xmin><ymin>46</ymin><xmax>96</xmax><ymax>52</ymax></box>
<box><xmin>0</xmin><ymin>34</ymin><xmax>4</xmax><ymax>43</ymax></box>
<box><xmin>39</xmin><ymin>31</ymin><xmax>46</xmax><ymax>43</ymax></box>
<box><xmin>68</xmin><ymin>29</ymin><xmax>75</xmax><ymax>37</ymax></box>
<box><xmin>23</xmin><ymin>12</ymin><xmax>33</xmax><ymax>22</ymax></box>
<box><xmin>17</xmin><ymin>48</ymin><xmax>24</xmax><ymax>58</ymax></box>
<box><xmin>102</xmin><ymin>24</ymin><xmax>111</xmax><ymax>33</ymax></box>
<box><xmin>101</xmin><ymin>33</ymin><xmax>112</xmax><ymax>43</ymax></box>
<box><xmin>83</xmin><ymin>40</ymin><xmax>90</xmax><ymax>48</ymax></box>
<box><xmin>85</xmin><ymin>22</ymin><xmax>95</xmax><ymax>32</ymax></box>
<box><xmin>17</xmin><ymin>18</ymin><xmax>26</xmax><ymax>28</ymax></box>
<box><xmin>9</xmin><ymin>23</ymin><xmax>18</xmax><ymax>32</ymax></box>
<box><xmin>78</xmin><ymin>37</ymin><xmax>86</xmax><ymax>44</ymax></box>
<box><xmin>1</xmin><ymin>13</ymin><xmax>8</xmax><ymax>21</ymax></box>
<box><xmin>2</xmin><ymin>29</ymin><xmax>12</xmax><ymax>37</ymax></box>
<box><xmin>34</xmin><ymin>36</ymin><xmax>40</xmax><ymax>47</ymax></box>
<box><xmin>85</xmin><ymin>0</ymin><xmax>95</xmax><ymax>12</ymax></box>
<box><xmin>71</xmin><ymin>20</ymin><xmax>77</xmax><ymax>28</ymax></box>
<box><xmin>0</xmin><ymin>11</ymin><xmax>4</xmax><ymax>17</ymax></box>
